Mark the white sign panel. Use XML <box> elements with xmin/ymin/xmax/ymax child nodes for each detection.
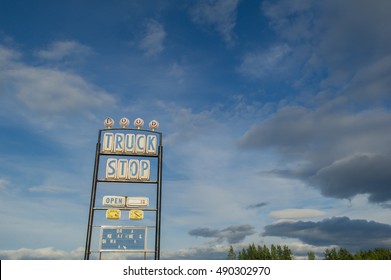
<box><xmin>105</xmin><ymin>158</ymin><xmax>151</xmax><ymax>181</ymax></box>
<box><xmin>102</xmin><ymin>132</ymin><xmax>157</xmax><ymax>155</ymax></box>
<box><xmin>100</xmin><ymin>227</ymin><xmax>146</xmax><ymax>251</ymax></box>
<box><xmin>126</xmin><ymin>196</ymin><xmax>149</xmax><ymax>208</ymax></box>
<box><xmin>102</xmin><ymin>196</ymin><xmax>126</xmax><ymax>207</ymax></box>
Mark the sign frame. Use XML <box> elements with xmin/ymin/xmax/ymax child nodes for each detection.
<box><xmin>84</xmin><ymin>124</ymin><xmax>163</xmax><ymax>260</ymax></box>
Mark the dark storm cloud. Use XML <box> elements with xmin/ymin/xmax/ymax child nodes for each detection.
<box><xmin>220</xmin><ymin>225</ymin><xmax>256</xmax><ymax>243</ymax></box>
<box><xmin>246</xmin><ymin>202</ymin><xmax>268</xmax><ymax>209</ymax></box>
<box><xmin>189</xmin><ymin>224</ymin><xmax>255</xmax><ymax>244</ymax></box>
<box><xmin>240</xmin><ymin>107</ymin><xmax>391</xmax><ymax>157</ymax></box>
<box><xmin>188</xmin><ymin>228</ymin><xmax>220</xmax><ymax>238</ymax></box>
<box><xmin>262</xmin><ymin>217</ymin><xmax>391</xmax><ymax>252</ymax></box>
<box><xmin>239</xmin><ymin>106</ymin><xmax>391</xmax><ymax>203</ymax></box>
<box><xmin>310</xmin><ymin>153</ymin><xmax>391</xmax><ymax>203</ymax></box>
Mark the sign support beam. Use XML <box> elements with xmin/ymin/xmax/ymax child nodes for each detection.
<box><xmin>84</xmin><ymin>141</ymin><xmax>101</xmax><ymax>260</ymax></box>
<box><xmin>155</xmin><ymin>145</ymin><xmax>163</xmax><ymax>260</ymax></box>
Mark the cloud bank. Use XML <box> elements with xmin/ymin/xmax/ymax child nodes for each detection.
<box><xmin>189</xmin><ymin>224</ymin><xmax>255</xmax><ymax>244</ymax></box>
<box><xmin>263</xmin><ymin>216</ymin><xmax>391</xmax><ymax>252</ymax></box>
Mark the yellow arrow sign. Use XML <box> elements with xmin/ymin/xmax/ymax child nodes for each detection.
<box><xmin>106</xmin><ymin>209</ymin><xmax>121</xmax><ymax>219</ymax></box>
<box><xmin>129</xmin><ymin>210</ymin><xmax>143</xmax><ymax>220</ymax></box>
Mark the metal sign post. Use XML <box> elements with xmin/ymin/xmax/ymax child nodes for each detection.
<box><xmin>84</xmin><ymin>118</ymin><xmax>163</xmax><ymax>260</ymax></box>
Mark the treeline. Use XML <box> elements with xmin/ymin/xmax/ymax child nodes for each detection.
<box><xmin>227</xmin><ymin>244</ymin><xmax>293</xmax><ymax>260</ymax></box>
<box><xmin>324</xmin><ymin>247</ymin><xmax>391</xmax><ymax>260</ymax></box>
<box><xmin>228</xmin><ymin>244</ymin><xmax>391</xmax><ymax>260</ymax></box>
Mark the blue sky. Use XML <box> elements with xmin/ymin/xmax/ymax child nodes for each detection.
<box><xmin>1</xmin><ymin>0</ymin><xmax>391</xmax><ymax>259</ymax></box>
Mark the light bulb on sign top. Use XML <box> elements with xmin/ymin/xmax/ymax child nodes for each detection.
<box><xmin>104</xmin><ymin>117</ymin><xmax>114</xmax><ymax>129</ymax></box>
<box><xmin>134</xmin><ymin>118</ymin><xmax>144</xmax><ymax>129</ymax></box>
<box><xmin>149</xmin><ymin>120</ymin><xmax>159</xmax><ymax>131</ymax></box>
<box><xmin>119</xmin><ymin>117</ymin><xmax>130</xmax><ymax>128</ymax></box>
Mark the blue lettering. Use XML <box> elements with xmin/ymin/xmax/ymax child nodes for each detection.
<box><xmin>104</xmin><ymin>158</ymin><xmax>151</xmax><ymax>181</ymax></box>
<box><xmin>139</xmin><ymin>160</ymin><xmax>150</xmax><ymax>180</ymax></box>
<box><xmin>136</xmin><ymin>134</ymin><xmax>146</xmax><ymax>153</ymax></box>
<box><xmin>106</xmin><ymin>158</ymin><xmax>117</xmax><ymax>179</ymax></box>
<box><xmin>117</xmin><ymin>159</ymin><xmax>128</xmax><ymax>179</ymax></box>
<box><xmin>102</xmin><ymin>133</ymin><xmax>114</xmax><ymax>152</ymax></box>
<box><xmin>140</xmin><ymin>160</ymin><xmax>149</xmax><ymax>175</ymax></box>
<box><xmin>125</xmin><ymin>134</ymin><xmax>135</xmax><ymax>153</ymax></box>
<box><xmin>115</xmin><ymin>133</ymin><xmax>125</xmax><ymax>152</ymax></box>
<box><xmin>103</xmin><ymin>132</ymin><xmax>159</xmax><ymax>155</ymax></box>
<box><xmin>128</xmin><ymin>160</ymin><xmax>139</xmax><ymax>179</ymax></box>
<box><xmin>146</xmin><ymin>135</ymin><xmax>157</xmax><ymax>154</ymax></box>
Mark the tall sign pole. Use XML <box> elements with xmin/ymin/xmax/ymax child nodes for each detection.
<box><xmin>155</xmin><ymin>143</ymin><xmax>163</xmax><ymax>260</ymax></box>
<box><xmin>84</xmin><ymin>117</ymin><xmax>163</xmax><ymax>260</ymax></box>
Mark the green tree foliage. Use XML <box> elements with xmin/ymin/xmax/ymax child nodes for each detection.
<box><xmin>324</xmin><ymin>248</ymin><xmax>338</xmax><ymax>260</ymax></box>
<box><xmin>324</xmin><ymin>248</ymin><xmax>391</xmax><ymax>260</ymax></box>
<box><xmin>235</xmin><ymin>243</ymin><xmax>293</xmax><ymax>260</ymax></box>
<box><xmin>324</xmin><ymin>248</ymin><xmax>353</xmax><ymax>260</ymax></box>
<box><xmin>353</xmin><ymin>248</ymin><xmax>391</xmax><ymax>260</ymax></box>
<box><xmin>227</xmin><ymin>245</ymin><xmax>236</xmax><ymax>260</ymax></box>
<box><xmin>307</xmin><ymin>251</ymin><xmax>316</xmax><ymax>260</ymax></box>
<box><xmin>228</xmin><ymin>245</ymin><xmax>391</xmax><ymax>260</ymax></box>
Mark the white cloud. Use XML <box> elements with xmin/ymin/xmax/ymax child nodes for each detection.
<box><xmin>0</xmin><ymin>44</ymin><xmax>116</xmax><ymax>128</ymax></box>
<box><xmin>283</xmin><ymin>242</ymin><xmax>330</xmax><ymax>259</ymax></box>
<box><xmin>168</xmin><ymin>62</ymin><xmax>185</xmax><ymax>85</ymax></box>
<box><xmin>0</xmin><ymin>247</ymin><xmax>84</xmax><ymax>260</ymax></box>
<box><xmin>262</xmin><ymin>0</ymin><xmax>314</xmax><ymax>42</ymax></box>
<box><xmin>238</xmin><ymin>44</ymin><xmax>291</xmax><ymax>79</ymax></box>
<box><xmin>191</xmin><ymin>0</ymin><xmax>240</xmax><ymax>45</ymax></box>
<box><xmin>163</xmin><ymin>244</ymin><xmax>230</xmax><ymax>260</ymax></box>
<box><xmin>270</xmin><ymin>209</ymin><xmax>325</xmax><ymax>220</ymax></box>
<box><xmin>0</xmin><ymin>45</ymin><xmax>20</xmax><ymax>67</ymax></box>
<box><xmin>139</xmin><ymin>20</ymin><xmax>166</xmax><ymax>56</ymax></box>
<box><xmin>8</xmin><ymin>66</ymin><xmax>114</xmax><ymax>113</ymax></box>
<box><xmin>0</xmin><ymin>178</ymin><xmax>10</xmax><ymax>192</ymax></box>
<box><xmin>28</xmin><ymin>184</ymin><xmax>78</xmax><ymax>194</ymax></box>
<box><xmin>35</xmin><ymin>40</ymin><xmax>92</xmax><ymax>61</ymax></box>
